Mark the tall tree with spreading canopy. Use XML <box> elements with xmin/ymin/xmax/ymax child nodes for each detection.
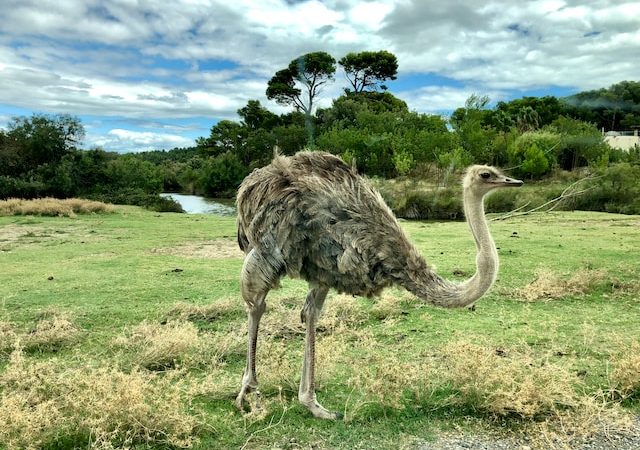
<box><xmin>266</xmin><ymin>52</ymin><xmax>336</xmax><ymax>145</ymax></box>
<box><xmin>266</xmin><ymin>52</ymin><xmax>336</xmax><ymax>116</ymax></box>
<box><xmin>339</xmin><ymin>50</ymin><xmax>398</xmax><ymax>93</ymax></box>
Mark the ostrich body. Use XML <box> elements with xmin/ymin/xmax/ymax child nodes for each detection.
<box><xmin>235</xmin><ymin>151</ymin><xmax>523</xmax><ymax>419</ymax></box>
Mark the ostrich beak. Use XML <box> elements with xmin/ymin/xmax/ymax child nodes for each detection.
<box><xmin>496</xmin><ymin>176</ymin><xmax>524</xmax><ymax>187</ymax></box>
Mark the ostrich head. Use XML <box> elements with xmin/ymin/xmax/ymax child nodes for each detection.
<box><xmin>463</xmin><ymin>165</ymin><xmax>523</xmax><ymax>197</ymax></box>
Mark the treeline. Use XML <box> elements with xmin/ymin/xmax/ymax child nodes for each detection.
<box><xmin>0</xmin><ymin>115</ymin><xmax>181</xmax><ymax>211</ymax></box>
<box><xmin>1</xmin><ymin>48</ymin><xmax>639</xmax><ymax>215</ymax></box>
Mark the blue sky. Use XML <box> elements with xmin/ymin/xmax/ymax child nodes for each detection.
<box><xmin>1</xmin><ymin>0</ymin><xmax>638</xmax><ymax>152</ymax></box>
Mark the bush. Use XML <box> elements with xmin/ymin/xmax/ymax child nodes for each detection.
<box><xmin>0</xmin><ymin>198</ymin><xmax>114</xmax><ymax>217</ymax></box>
<box><xmin>199</xmin><ymin>151</ymin><xmax>248</xmax><ymax>197</ymax></box>
<box><xmin>395</xmin><ymin>188</ymin><xmax>463</xmax><ymax>220</ymax></box>
<box><xmin>570</xmin><ymin>163</ymin><xmax>640</xmax><ymax>214</ymax></box>
<box><xmin>0</xmin><ymin>176</ymin><xmax>47</xmax><ymax>200</ymax></box>
<box><xmin>91</xmin><ymin>189</ymin><xmax>184</xmax><ymax>212</ymax></box>
<box><xmin>0</xmin><ymin>350</ymin><xmax>200</xmax><ymax>449</ymax></box>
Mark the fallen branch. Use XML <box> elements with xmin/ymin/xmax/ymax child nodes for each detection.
<box><xmin>492</xmin><ymin>175</ymin><xmax>599</xmax><ymax>221</ymax></box>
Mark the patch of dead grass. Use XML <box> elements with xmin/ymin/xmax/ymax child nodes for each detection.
<box><xmin>0</xmin><ymin>321</ymin><xmax>17</xmax><ymax>357</ymax></box>
<box><xmin>345</xmin><ymin>333</ymin><xmax>432</xmax><ymax>416</ymax></box>
<box><xmin>166</xmin><ymin>298</ymin><xmax>244</xmax><ymax>322</ymax></box>
<box><xmin>114</xmin><ymin>320</ymin><xmax>200</xmax><ymax>370</ymax></box>
<box><xmin>441</xmin><ymin>341</ymin><xmax>579</xmax><ymax>418</ymax></box>
<box><xmin>150</xmin><ymin>239</ymin><xmax>243</xmax><ymax>259</ymax></box>
<box><xmin>370</xmin><ymin>291</ymin><xmax>410</xmax><ymax>320</ymax></box>
<box><xmin>0</xmin><ymin>197</ymin><xmax>113</xmax><ymax>217</ymax></box>
<box><xmin>514</xmin><ymin>268</ymin><xmax>609</xmax><ymax>301</ymax></box>
<box><xmin>609</xmin><ymin>341</ymin><xmax>640</xmax><ymax>400</ymax></box>
<box><xmin>319</xmin><ymin>294</ymin><xmax>369</xmax><ymax>332</ymax></box>
<box><xmin>0</xmin><ymin>349</ymin><xmax>201</xmax><ymax>449</ymax></box>
<box><xmin>24</xmin><ymin>313</ymin><xmax>82</xmax><ymax>353</ymax></box>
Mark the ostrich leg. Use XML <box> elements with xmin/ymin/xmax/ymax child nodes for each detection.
<box><xmin>299</xmin><ymin>285</ymin><xmax>341</xmax><ymax>419</ymax></box>
<box><xmin>235</xmin><ymin>250</ymin><xmax>273</xmax><ymax>411</ymax></box>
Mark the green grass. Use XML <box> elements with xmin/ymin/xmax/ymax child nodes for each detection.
<box><xmin>0</xmin><ymin>207</ymin><xmax>639</xmax><ymax>449</ymax></box>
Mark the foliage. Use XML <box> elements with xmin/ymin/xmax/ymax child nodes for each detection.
<box><xmin>508</xmin><ymin>131</ymin><xmax>560</xmax><ymax>179</ymax></box>
<box><xmin>338</xmin><ymin>50</ymin><xmax>398</xmax><ymax>93</ymax></box>
<box><xmin>570</xmin><ymin>163</ymin><xmax>640</xmax><ymax>214</ymax></box>
<box><xmin>562</xmin><ymin>80</ymin><xmax>640</xmax><ymax>131</ymax></box>
<box><xmin>266</xmin><ymin>51</ymin><xmax>336</xmax><ymax>116</ymax></box>
<box><xmin>2</xmin><ymin>74</ymin><xmax>640</xmax><ymax>216</ymax></box>
<box><xmin>545</xmin><ymin>116</ymin><xmax>609</xmax><ymax>170</ymax></box>
<box><xmin>317</xmin><ymin>93</ymin><xmax>455</xmax><ymax>177</ymax></box>
<box><xmin>493</xmin><ymin>96</ymin><xmax>563</xmax><ymax>132</ymax></box>
<box><xmin>199</xmin><ymin>151</ymin><xmax>248</xmax><ymax>197</ymax></box>
<box><xmin>450</xmin><ymin>95</ymin><xmax>500</xmax><ymax>165</ymax></box>
<box><xmin>0</xmin><ymin>114</ymin><xmax>84</xmax><ymax>178</ymax></box>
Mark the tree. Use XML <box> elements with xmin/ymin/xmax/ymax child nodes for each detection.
<box><xmin>1</xmin><ymin>114</ymin><xmax>84</xmax><ymax>176</ymax></box>
<box><xmin>450</xmin><ymin>95</ymin><xmax>498</xmax><ymax>164</ymax></box>
<box><xmin>562</xmin><ymin>81</ymin><xmax>640</xmax><ymax>131</ymax></box>
<box><xmin>266</xmin><ymin>52</ymin><xmax>336</xmax><ymax>145</ymax></box>
<box><xmin>338</xmin><ymin>50</ymin><xmax>398</xmax><ymax>93</ymax></box>
<box><xmin>266</xmin><ymin>52</ymin><xmax>336</xmax><ymax>116</ymax></box>
<box><xmin>237</xmin><ymin>100</ymin><xmax>280</xmax><ymax>131</ymax></box>
<box><xmin>493</xmin><ymin>96</ymin><xmax>562</xmax><ymax>131</ymax></box>
<box><xmin>196</xmin><ymin>120</ymin><xmax>247</xmax><ymax>159</ymax></box>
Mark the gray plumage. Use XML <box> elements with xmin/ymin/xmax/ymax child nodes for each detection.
<box><xmin>234</xmin><ymin>150</ymin><xmax>523</xmax><ymax>419</ymax></box>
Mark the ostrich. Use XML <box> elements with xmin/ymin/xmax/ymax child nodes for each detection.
<box><xmin>234</xmin><ymin>151</ymin><xmax>523</xmax><ymax>419</ymax></box>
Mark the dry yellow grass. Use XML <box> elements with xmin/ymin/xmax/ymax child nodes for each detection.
<box><xmin>0</xmin><ymin>349</ymin><xmax>201</xmax><ymax>449</ymax></box>
<box><xmin>0</xmin><ymin>321</ymin><xmax>17</xmax><ymax>357</ymax></box>
<box><xmin>345</xmin><ymin>332</ymin><xmax>433</xmax><ymax>417</ymax></box>
<box><xmin>166</xmin><ymin>298</ymin><xmax>244</xmax><ymax>322</ymax></box>
<box><xmin>370</xmin><ymin>291</ymin><xmax>411</xmax><ymax>320</ymax></box>
<box><xmin>441</xmin><ymin>341</ymin><xmax>579</xmax><ymax>418</ymax></box>
<box><xmin>514</xmin><ymin>268</ymin><xmax>609</xmax><ymax>301</ymax></box>
<box><xmin>609</xmin><ymin>341</ymin><xmax>640</xmax><ymax>400</ymax></box>
<box><xmin>23</xmin><ymin>314</ymin><xmax>82</xmax><ymax>352</ymax></box>
<box><xmin>0</xmin><ymin>197</ymin><xmax>114</xmax><ymax>217</ymax></box>
<box><xmin>114</xmin><ymin>320</ymin><xmax>201</xmax><ymax>370</ymax></box>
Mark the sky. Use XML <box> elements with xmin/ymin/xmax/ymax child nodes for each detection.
<box><xmin>0</xmin><ymin>0</ymin><xmax>638</xmax><ymax>153</ymax></box>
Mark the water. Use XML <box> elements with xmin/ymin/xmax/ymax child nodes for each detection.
<box><xmin>160</xmin><ymin>193</ymin><xmax>236</xmax><ymax>216</ymax></box>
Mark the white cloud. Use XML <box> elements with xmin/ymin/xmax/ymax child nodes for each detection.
<box><xmin>399</xmin><ymin>85</ymin><xmax>507</xmax><ymax>114</ymax></box>
<box><xmin>87</xmin><ymin>129</ymin><xmax>195</xmax><ymax>153</ymax></box>
<box><xmin>0</xmin><ymin>0</ymin><xmax>639</xmax><ymax>151</ymax></box>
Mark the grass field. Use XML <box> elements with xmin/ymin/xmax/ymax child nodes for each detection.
<box><xmin>0</xmin><ymin>206</ymin><xmax>639</xmax><ymax>449</ymax></box>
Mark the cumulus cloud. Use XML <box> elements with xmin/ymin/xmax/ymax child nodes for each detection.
<box><xmin>87</xmin><ymin>129</ymin><xmax>194</xmax><ymax>153</ymax></box>
<box><xmin>0</xmin><ymin>0</ymin><xmax>639</xmax><ymax>151</ymax></box>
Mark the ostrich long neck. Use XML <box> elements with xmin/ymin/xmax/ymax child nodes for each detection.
<box><xmin>400</xmin><ymin>188</ymin><xmax>498</xmax><ymax>308</ymax></box>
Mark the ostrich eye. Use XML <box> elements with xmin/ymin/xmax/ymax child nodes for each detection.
<box><xmin>480</xmin><ymin>172</ymin><xmax>491</xmax><ymax>179</ymax></box>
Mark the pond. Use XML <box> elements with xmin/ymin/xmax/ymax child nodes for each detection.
<box><xmin>160</xmin><ymin>193</ymin><xmax>236</xmax><ymax>216</ymax></box>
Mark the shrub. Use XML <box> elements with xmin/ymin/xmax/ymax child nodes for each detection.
<box><xmin>442</xmin><ymin>341</ymin><xmax>579</xmax><ymax>418</ymax></box>
<box><xmin>570</xmin><ymin>163</ymin><xmax>640</xmax><ymax>214</ymax></box>
<box><xmin>609</xmin><ymin>341</ymin><xmax>640</xmax><ymax>400</ymax></box>
<box><xmin>0</xmin><ymin>350</ymin><xmax>200</xmax><ymax>449</ymax></box>
<box><xmin>91</xmin><ymin>189</ymin><xmax>183</xmax><ymax>212</ymax></box>
<box><xmin>0</xmin><ymin>197</ymin><xmax>114</xmax><ymax>217</ymax></box>
<box><xmin>395</xmin><ymin>188</ymin><xmax>463</xmax><ymax>220</ymax></box>
<box><xmin>114</xmin><ymin>321</ymin><xmax>200</xmax><ymax>370</ymax></box>
<box><xmin>23</xmin><ymin>314</ymin><xmax>82</xmax><ymax>353</ymax></box>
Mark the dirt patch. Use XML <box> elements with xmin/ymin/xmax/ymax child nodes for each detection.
<box><xmin>0</xmin><ymin>225</ymin><xmax>47</xmax><ymax>244</ymax></box>
<box><xmin>150</xmin><ymin>239</ymin><xmax>244</xmax><ymax>259</ymax></box>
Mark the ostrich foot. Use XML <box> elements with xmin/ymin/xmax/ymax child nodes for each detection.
<box><xmin>299</xmin><ymin>395</ymin><xmax>343</xmax><ymax>420</ymax></box>
<box><xmin>235</xmin><ymin>386</ymin><xmax>262</xmax><ymax>412</ymax></box>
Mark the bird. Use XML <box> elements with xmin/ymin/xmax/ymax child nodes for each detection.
<box><xmin>234</xmin><ymin>150</ymin><xmax>523</xmax><ymax>419</ymax></box>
